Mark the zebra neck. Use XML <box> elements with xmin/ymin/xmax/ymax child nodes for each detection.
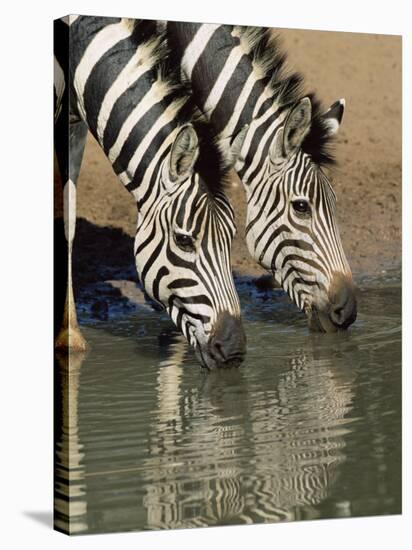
<box><xmin>170</xmin><ymin>23</ymin><xmax>276</xmax><ymax>140</ymax></box>
<box><xmin>69</xmin><ymin>17</ymin><xmax>184</xmax><ymax>204</ymax></box>
<box><xmin>168</xmin><ymin>23</ymin><xmax>287</xmax><ymax>183</ymax></box>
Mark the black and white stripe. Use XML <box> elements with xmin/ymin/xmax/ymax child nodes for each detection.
<box><xmin>54</xmin><ymin>16</ymin><xmax>246</xmax><ymax>368</ymax></box>
<box><xmin>143</xmin><ymin>345</ymin><xmax>352</xmax><ymax>528</ymax></box>
<box><xmin>166</xmin><ymin>23</ymin><xmax>357</xmax><ymax>332</ymax></box>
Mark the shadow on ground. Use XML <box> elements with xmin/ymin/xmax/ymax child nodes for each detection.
<box><xmin>73</xmin><ymin>218</ymin><xmax>136</xmax><ymax>288</ymax></box>
<box><xmin>56</xmin><ymin>217</ymin><xmax>283</xmax><ymax>323</ymax></box>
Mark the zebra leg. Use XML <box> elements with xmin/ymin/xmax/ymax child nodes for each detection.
<box><xmin>55</xmin><ymin>120</ymin><xmax>88</xmax><ymax>352</ymax></box>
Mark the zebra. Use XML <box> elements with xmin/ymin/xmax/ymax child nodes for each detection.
<box><xmin>163</xmin><ymin>22</ymin><xmax>357</xmax><ymax>332</ymax></box>
<box><xmin>54</xmin><ymin>16</ymin><xmax>247</xmax><ymax>369</ymax></box>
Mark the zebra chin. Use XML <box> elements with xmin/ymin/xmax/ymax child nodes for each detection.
<box><xmin>194</xmin><ymin>311</ymin><xmax>247</xmax><ymax>370</ymax></box>
<box><xmin>305</xmin><ymin>273</ymin><xmax>357</xmax><ymax>333</ymax></box>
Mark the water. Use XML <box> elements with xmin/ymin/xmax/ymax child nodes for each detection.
<box><xmin>54</xmin><ymin>276</ymin><xmax>401</xmax><ymax>535</ymax></box>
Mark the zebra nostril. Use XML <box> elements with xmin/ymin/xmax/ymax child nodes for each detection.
<box><xmin>329</xmin><ymin>283</ymin><xmax>357</xmax><ymax>329</ymax></box>
<box><xmin>209</xmin><ymin>338</ymin><xmax>246</xmax><ymax>368</ymax></box>
<box><xmin>332</xmin><ymin>306</ymin><xmax>344</xmax><ymax>323</ymax></box>
<box><xmin>210</xmin><ymin>340</ymin><xmax>227</xmax><ymax>363</ymax></box>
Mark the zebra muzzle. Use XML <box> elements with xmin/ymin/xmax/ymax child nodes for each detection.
<box><xmin>307</xmin><ymin>273</ymin><xmax>357</xmax><ymax>332</ymax></box>
<box><xmin>206</xmin><ymin>312</ymin><xmax>247</xmax><ymax>369</ymax></box>
<box><xmin>328</xmin><ymin>273</ymin><xmax>357</xmax><ymax>329</ymax></box>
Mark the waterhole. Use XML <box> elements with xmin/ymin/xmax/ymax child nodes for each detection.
<box><xmin>54</xmin><ymin>273</ymin><xmax>401</xmax><ymax>534</ymax></box>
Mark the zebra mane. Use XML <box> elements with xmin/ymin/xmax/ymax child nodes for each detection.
<box><xmin>238</xmin><ymin>26</ymin><xmax>337</xmax><ymax>166</ymax></box>
<box><xmin>191</xmin><ymin>116</ymin><xmax>232</xmax><ymax>195</ymax></box>
<box><xmin>133</xmin><ymin>19</ymin><xmax>230</xmax><ymax>195</ymax></box>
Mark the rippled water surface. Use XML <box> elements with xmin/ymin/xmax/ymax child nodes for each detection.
<box><xmin>54</xmin><ymin>276</ymin><xmax>401</xmax><ymax>534</ymax></box>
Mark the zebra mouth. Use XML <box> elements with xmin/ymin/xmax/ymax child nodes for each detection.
<box><xmin>195</xmin><ymin>346</ymin><xmax>244</xmax><ymax>370</ymax></box>
<box><xmin>306</xmin><ymin>306</ymin><xmax>340</xmax><ymax>333</ymax></box>
<box><xmin>210</xmin><ymin>352</ymin><xmax>244</xmax><ymax>369</ymax></box>
<box><xmin>193</xmin><ymin>312</ymin><xmax>246</xmax><ymax>370</ymax></box>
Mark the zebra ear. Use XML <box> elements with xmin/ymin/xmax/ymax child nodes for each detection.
<box><xmin>282</xmin><ymin>97</ymin><xmax>312</xmax><ymax>157</ymax></box>
<box><xmin>269</xmin><ymin>127</ymin><xmax>285</xmax><ymax>164</ymax></box>
<box><xmin>168</xmin><ymin>124</ymin><xmax>199</xmax><ymax>184</ymax></box>
<box><xmin>228</xmin><ymin>125</ymin><xmax>249</xmax><ymax>169</ymax></box>
<box><xmin>322</xmin><ymin>98</ymin><xmax>345</xmax><ymax>137</ymax></box>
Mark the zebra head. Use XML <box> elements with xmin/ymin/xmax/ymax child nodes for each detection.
<box><xmin>134</xmin><ymin>123</ymin><xmax>246</xmax><ymax>369</ymax></box>
<box><xmin>241</xmin><ymin>97</ymin><xmax>357</xmax><ymax>332</ymax></box>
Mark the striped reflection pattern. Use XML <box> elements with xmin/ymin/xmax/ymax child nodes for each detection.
<box><xmin>166</xmin><ymin>23</ymin><xmax>357</xmax><ymax>330</ymax></box>
<box><xmin>142</xmin><ymin>339</ymin><xmax>354</xmax><ymax>528</ymax></box>
<box><xmin>54</xmin><ymin>16</ymin><xmax>245</xmax><ymax>366</ymax></box>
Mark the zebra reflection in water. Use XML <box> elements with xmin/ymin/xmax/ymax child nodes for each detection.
<box><xmin>54</xmin><ymin>321</ymin><xmax>357</xmax><ymax>533</ymax></box>
<box><xmin>142</xmin><ymin>336</ymin><xmax>356</xmax><ymax>528</ymax></box>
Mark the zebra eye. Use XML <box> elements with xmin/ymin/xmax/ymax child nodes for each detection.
<box><xmin>292</xmin><ymin>199</ymin><xmax>311</xmax><ymax>215</ymax></box>
<box><xmin>174</xmin><ymin>232</ymin><xmax>196</xmax><ymax>252</ymax></box>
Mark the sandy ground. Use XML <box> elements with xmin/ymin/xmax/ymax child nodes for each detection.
<box><xmin>73</xmin><ymin>27</ymin><xmax>401</xmax><ymax>281</ymax></box>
